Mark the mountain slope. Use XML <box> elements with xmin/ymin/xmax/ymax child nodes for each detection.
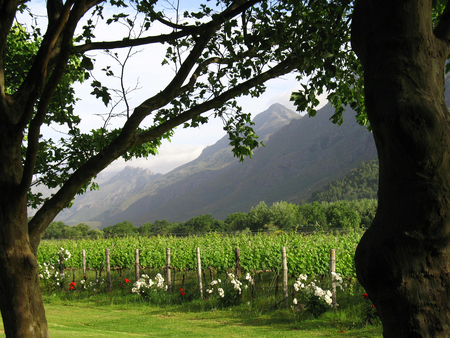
<box><xmin>55</xmin><ymin>167</ymin><xmax>161</xmax><ymax>225</ymax></box>
<box><xmin>99</xmin><ymin>103</ymin><xmax>376</xmax><ymax>226</ymax></box>
<box><xmin>58</xmin><ymin>103</ymin><xmax>299</xmax><ymax>226</ymax></box>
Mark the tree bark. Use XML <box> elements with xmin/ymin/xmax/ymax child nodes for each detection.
<box><xmin>0</xmin><ymin>169</ymin><xmax>49</xmax><ymax>337</ymax></box>
<box><xmin>352</xmin><ymin>0</ymin><xmax>450</xmax><ymax>337</ymax></box>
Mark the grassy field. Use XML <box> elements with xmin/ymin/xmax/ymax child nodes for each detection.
<box><xmin>0</xmin><ymin>295</ymin><xmax>382</xmax><ymax>337</ymax></box>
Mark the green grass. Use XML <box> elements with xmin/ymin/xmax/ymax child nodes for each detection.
<box><xmin>0</xmin><ymin>294</ymin><xmax>382</xmax><ymax>337</ymax></box>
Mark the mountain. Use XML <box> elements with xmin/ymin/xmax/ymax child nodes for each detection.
<box><xmin>88</xmin><ymin>102</ymin><xmax>376</xmax><ymax>227</ymax></box>
<box><xmin>55</xmin><ymin>103</ymin><xmax>300</xmax><ymax>226</ymax></box>
<box><xmin>54</xmin><ymin>167</ymin><xmax>161</xmax><ymax>227</ymax></box>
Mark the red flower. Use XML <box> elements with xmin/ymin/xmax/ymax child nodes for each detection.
<box><xmin>363</xmin><ymin>293</ymin><xmax>369</xmax><ymax>299</ymax></box>
<box><xmin>125</xmin><ymin>278</ymin><xmax>131</xmax><ymax>283</ymax></box>
<box><xmin>372</xmin><ymin>304</ymin><xmax>376</xmax><ymax>308</ymax></box>
<box><xmin>180</xmin><ymin>288</ymin><xmax>184</xmax><ymax>291</ymax></box>
<box><xmin>181</xmin><ymin>291</ymin><xmax>185</xmax><ymax>296</ymax></box>
<box><xmin>69</xmin><ymin>281</ymin><xmax>76</xmax><ymax>290</ymax></box>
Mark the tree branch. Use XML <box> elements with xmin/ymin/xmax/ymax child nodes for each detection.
<box><xmin>12</xmin><ymin>0</ymin><xmax>74</xmax><ymax>125</ymax></box>
<box><xmin>136</xmin><ymin>57</ymin><xmax>296</xmax><ymax>146</ymax></box>
<box><xmin>28</xmin><ymin>0</ymin><xmax>265</xmax><ymax>239</ymax></box>
<box><xmin>0</xmin><ymin>0</ymin><xmax>20</xmax><ymax>121</ymax></box>
<box><xmin>73</xmin><ymin>0</ymin><xmax>262</xmax><ymax>53</ymax></box>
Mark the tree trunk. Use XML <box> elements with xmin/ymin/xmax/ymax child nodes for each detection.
<box><xmin>0</xmin><ymin>112</ymin><xmax>49</xmax><ymax>336</ymax></box>
<box><xmin>352</xmin><ymin>1</ymin><xmax>450</xmax><ymax>337</ymax></box>
<box><xmin>0</xmin><ymin>202</ymin><xmax>49</xmax><ymax>337</ymax></box>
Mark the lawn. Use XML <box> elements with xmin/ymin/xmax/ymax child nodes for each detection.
<box><xmin>0</xmin><ymin>297</ymin><xmax>382</xmax><ymax>338</ymax></box>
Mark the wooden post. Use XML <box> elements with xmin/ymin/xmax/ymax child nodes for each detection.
<box><xmin>235</xmin><ymin>247</ymin><xmax>241</xmax><ymax>279</ymax></box>
<box><xmin>282</xmin><ymin>246</ymin><xmax>288</xmax><ymax>308</ymax></box>
<box><xmin>82</xmin><ymin>249</ymin><xmax>86</xmax><ymax>279</ymax></box>
<box><xmin>135</xmin><ymin>249</ymin><xmax>140</xmax><ymax>282</ymax></box>
<box><xmin>197</xmin><ymin>247</ymin><xmax>203</xmax><ymax>299</ymax></box>
<box><xmin>330</xmin><ymin>249</ymin><xmax>337</xmax><ymax>312</ymax></box>
<box><xmin>166</xmin><ymin>248</ymin><xmax>171</xmax><ymax>292</ymax></box>
<box><xmin>106</xmin><ymin>248</ymin><xmax>111</xmax><ymax>292</ymax></box>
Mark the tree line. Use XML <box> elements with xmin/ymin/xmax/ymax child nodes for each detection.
<box><xmin>43</xmin><ymin>199</ymin><xmax>377</xmax><ymax>239</ymax></box>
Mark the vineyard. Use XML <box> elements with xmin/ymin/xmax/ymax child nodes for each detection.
<box><xmin>38</xmin><ymin>230</ymin><xmax>362</xmax><ymax>281</ymax></box>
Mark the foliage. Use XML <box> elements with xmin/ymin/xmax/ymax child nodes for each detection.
<box><xmin>308</xmin><ymin>160</ymin><xmax>379</xmax><ymax>203</ymax></box>
<box><xmin>103</xmin><ymin>220</ymin><xmax>138</xmax><ymax>236</ymax></box>
<box><xmin>43</xmin><ymin>197</ymin><xmax>377</xmax><ymax>239</ymax></box>
<box><xmin>38</xmin><ymin>231</ymin><xmax>363</xmax><ymax>279</ymax></box>
<box><xmin>176</xmin><ymin>214</ymin><xmax>225</xmax><ymax>235</ymax></box>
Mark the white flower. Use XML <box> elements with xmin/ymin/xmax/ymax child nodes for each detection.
<box><xmin>293</xmin><ymin>298</ymin><xmax>298</xmax><ymax>305</ymax></box>
<box><xmin>218</xmin><ymin>288</ymin><xmax>224</xmax><ymax>298</ymax></box>
<box><xmin>299</xmin><ymin>274</ymin><xmax>307</xmax><ymax>281</ymax></box>
<box><xmin>211</xmin><ymin>280</ymin><xmax>218</xmax><ymax>286</ymax></box>
<box><xmin>206</xmin><ymin>289</ymin><xmax>213</xmax><ymax>294</ymax></box>
<box><xmin>324</xmin><ymin>294</ymin><xmax>333</xmax><ymax>305</ymax></box>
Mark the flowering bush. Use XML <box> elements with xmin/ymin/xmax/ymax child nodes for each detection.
<box><xmin>292</xmin><ymin>273</ymin><xmax>343</xmax><ymax>318</ymax></box>
<box><xmin>131</xmin><ymin>274</ymin><xmax>167</xmax><ymax>300</ymax></box>
<box><xmin>38</xmin><ymin>247</ymin><xmax>71</xmax><ymax>290</ymax></box>
<box><xmin>69</xmin><ymin>281</ymin><xmax>76</xmax><ymax>290</ymax></box>
<box><xmin>205</xmin><ymin>272</ymin><xmax>253</xmax><ymax>307</ymax></box>
<box><xmin>361</xmin><ymin>292</ymin><xmax>378</xmax><ymax>326</ymax></box>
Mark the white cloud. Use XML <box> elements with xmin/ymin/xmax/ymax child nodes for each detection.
<box><xmin>103</xmin><ymin>141</ymin><xmax>205</xmax><ymax>174</ymax></box>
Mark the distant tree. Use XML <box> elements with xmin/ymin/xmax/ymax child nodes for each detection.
<box><xmin>297</xmin><ymin>202</ymin><xmax>327</xmax><ymax>228</ymax></box>
<box><xmin>224</xmin><ymin>212</ymin><xmax>248</xmax><ymax>232</ymax></box>
<box><xmin>177</xmin><ymin>214</ymin><xmax>224</xmax><ymax>235</ymax></box>
<box><xmin>269</xmin><ymin>201</ymin><xmax>298</xmax><ymax>230</ymax></box>
<box><xmin>42</xmin><ymin>221</ymin><xmax>68</xmax><ymax>239</ymax></box>
<box><xmin>349</xmin><ymin>199</ymin><xmax>377</xmax><ymax>228</ymax></box>
<box><xmin>152</xmin><ymin>220</ymin><xmax>173</xmax><ymax>234</ymax></box>
<box><xmin>138</xmin><ymin>222</ymin><xmax>153</xmax><ymax>236</ymax></box>
<box><xmin>75</xmin><ymin>223</ymin><xmax>92</xmax><ymax>237</ymax></box>
<box><xmin>103</xmin><ymin>221</ymin><xmax>138</xmax><ymax>236</ymax></box>
<box><xmin>62</xmin><ymin>226</ymin><xmax>82</xmax><ymax>238</ymax></box>
<box><xmin>325</xmin><ymin>201</ymin><xmax>361</xmax><ymax>229</ymax></box>
<box><xmin>246</xmin><ymin>202</ymin><xmax>271</xmax><ymax>231</ymax></box>
<box><xmin>86</xmin><ymin>228</ymin><xmax>104</xmax><ymax>239</ymax></box>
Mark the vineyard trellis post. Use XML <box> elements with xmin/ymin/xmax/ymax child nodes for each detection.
<box><xmin>166</xmin><ymin>248</ymin><xmax>171</xmax><ymax>292</ymax></box>
<box><xmin>106</xmin><ymin>248</ymin><xmax>111</xmax><ymax>292</ymax></box>
<box><xmin>196</xmin><ymin>247</ymin><xmax>203</xmax><ymax>299</ymax></box>
<box><xmin>135</xmin><ymin>249</ymin><xmax>139</xmax><ymax>282</ymax></box>
<box><xmin>330</xmin><ymin>249</ymin><xmax>337</xmax><ymax>312</ymax></box>
<box><xmin>82</xmin><ymin>249</ymin><xmax>86</xmax><ymax>279</ymax></box>
<box><xmin>282</xmin><ymin>246</ymin><xmax>288</xmax><ymax>308</ymax></box>
<box><xmin>235</xmin><ymin>247</ymin><xmax>241</xmax><ymax>279</ymax></box>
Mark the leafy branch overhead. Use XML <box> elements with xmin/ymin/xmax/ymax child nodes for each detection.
<box><xmin>2</xmin><ymin>0</ymin><xmax>362</xmax><ymax>239</ymax></box>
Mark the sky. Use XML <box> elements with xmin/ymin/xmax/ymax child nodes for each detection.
<box><xmin>23</xmin><ymin>1</ymin><xmax>325</xmax><ymax>175</ymax></box>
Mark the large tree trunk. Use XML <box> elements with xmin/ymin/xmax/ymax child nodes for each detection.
<box><xmin>0</xmin><ymin>111</ymin><xmax>49</xmax><ymax>336</ymax></box>
<box><xmin>352</xmin><ymin>1</ymin><xmax>450</xmax><ymax>337</ymax></box>
<box><xmin>0</xmin><ymin>199</ymin><xmax>49</xmax><ymax>337</ymax></box>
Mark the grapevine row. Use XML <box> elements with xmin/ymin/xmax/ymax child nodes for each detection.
<box><xmin>37</xmin><ymin>230</ymin><xmax>362</xmax><ymax>279</ymax></box>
